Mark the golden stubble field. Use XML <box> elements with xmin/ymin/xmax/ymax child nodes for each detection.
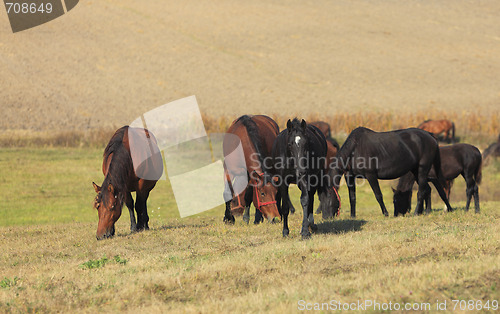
<box><xmin>0</xmin><ymin>0</ymin><xmax>499</xmax><ymax>132</ymax></box>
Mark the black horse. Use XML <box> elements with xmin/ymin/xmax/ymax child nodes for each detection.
<box><xmin>271</xmin><ymin>119</ymin><xmax>328</xmax><ymax>238</ymax></box>
<box><xmin>482</xmin><ymin>134</ymin><xmax>500</xmax><ymax>165</ymax></box>
<box><xmin>330</xmin><ymin>127</ymin><xmax>453</xmax><ymax>217</ymax></box>
<box><xmin>393</xmin><ymin>143</ymin><xmax>482</xmax><ymax>215</ymax></box>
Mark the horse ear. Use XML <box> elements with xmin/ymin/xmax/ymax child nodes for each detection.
<box><xmin>301</xmin><ymin>119</ymin><xmax>307</xmax><ymax>130</ymax></box>
<box><xmin>108</xmin><ymin>183</ymin><xmax>114</xmax><ymax>194</ymax></box>
<box><xmin>250</xmin><ymin>170</ymin><xmax>262</xmax><ymax>186</ymax></box>
<box><xmin>286</xmin><ymin>119</ymin><xmax>292</xmax><ymax>130</ymax></box>
<box><xmin>92</xmin><ymin>182</ymin><xmax>101</xmax><ymax>193</ymax></box>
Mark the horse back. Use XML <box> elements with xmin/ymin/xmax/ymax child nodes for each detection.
<box><xmin>342</xmin><ymin>127</ymin><xmax>439</xmax><ymax>178</ymax></box>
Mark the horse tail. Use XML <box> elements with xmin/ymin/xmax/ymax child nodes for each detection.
<box><xmin>432</xmin><ymin>146</ymin><xmax>456</xmax><ymax>211</ymax></box>
<box><xmin>451</xmin><ymin>122</ymin><xmax>455</xmax><ymax>143</ymax></box>
<box><xmin>433</xmin><ymin>148</ymin><xmax>447</xmax><ymax>188</ymax></box>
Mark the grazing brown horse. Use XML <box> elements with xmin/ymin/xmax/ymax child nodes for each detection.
<box><xmin>311</xmin><ymin>121</ymin><xmax>340</xmax><ymax>150</ymax></box>
<box><xmin>92</xmin><ymin>126</ymin><xmax>163</xmax><ymax>240</ymax></box>
<box><xmin>223</xmin><ymin>115</ymin><xmax>281</xmax><ymax>224</ymax></box>
<box><xmin>393</xmin><ymin>143</ymin><xmax>482</xmax><ymax>215</ymax></box>
<box><xmin>417</xmin><ymin>119</ymin><xmax>455</xmax><ymax>143</ymax></box>
<box><xmin>310</xmin><ymin>121</ymin><xmax>331</xmax><ymax>138</ymax></box>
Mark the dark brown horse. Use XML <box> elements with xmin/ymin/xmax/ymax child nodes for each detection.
<box><xmin>92</xmin><ymin>126</ymin><xmax>163</xmax><ymax>240</ymax></box>
<box><xmin>271</xmin><ymin>119</ymin><xmax>329</xmax><ymax>238</ymax></box>
<box><xmin>330</xmin><ymin>127</ymin><xmax>453</xmax><ymax>217</ymax></box>
<box><xmin>223</xmin><ymin>115</ymin><xmax>281</xmax><ymax>224</ymax></box>
<box><xmin>393</xmin><ymin>143</ymin><xmax>482</xmax><ymax>215</ymax></box>
<box><xmin>482</xmin><ymin>134</ymin><xmax>500</xmax><ymax>165</ymax></box>
<box><xmin>417</xmin><ymin>119</ymin><xmax>455</xmax><ymax>143</ymax></box>
<box><xmin>316</xmin><ymin>138</ymin><xmax>341</xmax><ymax>219</ymax></box>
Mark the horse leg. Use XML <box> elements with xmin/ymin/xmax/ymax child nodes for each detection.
<box><xmin>280</xmin><ymin>186</ymin><xmax>290</xmax><ymax>237</ymax></box>
<box><xmin>308</xmin><ymin>189</ymin><xmax>317</xmax><ymax>233</ymax></box>
<box><xmin>366</xmin><ymin>174</ymin><xmax>389</xmax><ymax>217</ymax></box>
<box><xmin>223</xmin><ymin>200</ymin><xmax>235</xmax><ymax>224</ymax></box>
<box><xmin>429</xmin><ymin>178</ymin><xmax>454</xmax><ymax>212</ymax></box>
<box><xmin>425</xmin><ymin>192</ymin><xmax>432</xmax><ymax>214</ymax></box>
<box><xmin>254</xmin><ymin>208</ymin><xmax>264</xmax><ymax>224</ymax></box>
<box><xmin>125</xmin><ymin>192</ymin><xmax>137</xmax><ymax>232</ymax></box>
<box><xmin>464</xmin><ymin>175</ymin><xmax>476</xmax><ymax>212</ymax></box>
<box><xmin>315</xmin><ymin>189</ymin><xmax>323</xmax><ymax>215</ymax></box>
<box><xmin>473</xmin><ymin>184</ymin><xmax>480</xmax><ymax>213</ymax></box>
<box><xmin>299</xmin><ymin>185</ymin><xmax>312</xmax><ymax>239</ymax></box>
<box><xmin>414</xmin><ymin>182</ymin><xmax>430</xmax><ymax>216</ymax></box>
<box><xmin>222</xmin><ymin>178</ymin><xmax>235</xmax><ymax>224</ymax></box>
<box><xmin>243</xmin><ymin>186</ymin><xmax>253</xmax><ymax>224</ymax></box>
<box><xmin>135</xmin><ymin>192</ymin><xmax>150</xmax><ymax>230</ymax></box>
<box><xmin>345</xmin><ymin>173</ymin><xmax>357</xmax><ymax>218</ymax></box>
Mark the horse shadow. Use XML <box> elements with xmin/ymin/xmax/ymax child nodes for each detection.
<box><xmin>315</xmin><ymin>219</ymin><xmax>367</xmax><ymax>235</ymax></box>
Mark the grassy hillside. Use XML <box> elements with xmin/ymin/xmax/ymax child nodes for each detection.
<box><xmin>0</xmin><ymin>147</ymin><xmax>499</xmax><ymax>312</ymax></box>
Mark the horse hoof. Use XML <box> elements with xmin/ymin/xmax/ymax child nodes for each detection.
<box><xmin>282</xmin><ymin>229</ymin><xmax>289</xmax><ymax>237</ymax></box>
<box><xmin>223</xmin><ymin>216</ymin><xmax>235</xmax><ymax>224</ymax></box>
<box><xmin>253</xmin><ymin>219</ymin><xmax>262</xmax><ymax>225</ymax></box>
<box><xmin>243</xmin><ymin>215</ymin><xmax>250</xmax><ymax>224</ymax></box>
<box><xmin>301</xmin><ymin>232</ymin><xmax>312</xmax><ymax>240</ymax></box>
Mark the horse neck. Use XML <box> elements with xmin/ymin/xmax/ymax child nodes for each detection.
<box><xmin>104</xmin><ymin>149</ymin><xmax>130</xmax><ymax>196</ymax></box>
<box><xmin>246</xmin><ymin>143</ymin><xmax>265</xmax><ymax>175</ymax></box>
<box><xmin>396</xmin><ymin>172</ymin><xmax>415</xmax><ymax>192</ymax></box>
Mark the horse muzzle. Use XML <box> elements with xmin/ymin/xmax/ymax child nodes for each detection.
<box><xmin>96</xmin><ymin>225</ymin><xmax>115</xmax><ymax>240</ymax></box>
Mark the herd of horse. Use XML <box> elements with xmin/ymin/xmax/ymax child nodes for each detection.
<box><xmin>91</xmin><ymin>117</ymin><xmax>498</xmax><ymax>240</ymax></box>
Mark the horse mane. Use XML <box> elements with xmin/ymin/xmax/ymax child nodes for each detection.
<box><xmin>101</xmin><ymin>126</ymin><xmax>131</xmax><ymax>208</ymax></box>
<box><xmin>235</xmin><ymin>115</ymin><xmax>268</xmax><ymax>172</ymax></box>
<box><xmin>335</xmin><ymin>127</ymin><xmax>367</xmax><ymax>169</ymax></box>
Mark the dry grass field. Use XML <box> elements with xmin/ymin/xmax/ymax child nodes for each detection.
<box><xmin>1</xmin><ymin>0</ymin><xmax>500</xmax><ymax>312</ymax></box>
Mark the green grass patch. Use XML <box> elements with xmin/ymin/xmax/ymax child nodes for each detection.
<box><xmin>79</xmin><ymin>255</ymin><xmax>128</xmax><ymax>269</ymax></box>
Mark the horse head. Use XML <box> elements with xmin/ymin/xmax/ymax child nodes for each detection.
<box><xmin>392</xmin><ymin>187</ymin><xmax>411</xmax><ymax>216</ymax></box>
<box><xmin>93</xmin><ymin>181</ymin><xmax>123</xmax><ymax>240</ymax></box>
<box><xmin>249</xmin><ymin>170</ymin><xmax>280</xmax><ymax>221</ymax></box>
<box><xmin>286</xmin><ymin>118</ymin><xmax>308</xmax><ymax>181</ymax></box>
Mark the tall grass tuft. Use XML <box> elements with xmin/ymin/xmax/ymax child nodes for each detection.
<box><xmin>1</xmin><ymin>110</ymin><xmax>498</xmax><ymax>148</ymax></box>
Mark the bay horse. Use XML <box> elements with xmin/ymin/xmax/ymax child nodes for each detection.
<box><xmin>310</xmin><ymin>120</ymin><xmax>340</xmax><ymax>151</ymax></box>
<box><xmin>393</xmin><ymin>143</ymin><xmax>482</xmax><ymax>215</ymax></box>
<box><xmin>330</xmin><ymin>127</ymin><xmax>453</xmax><ymax>217</ymax></box>
<box><xmin>271</xmin><ymin>118</ymin><xmax>328</xmax><ymax>238</ymax></box>
<box><xmin>417</xmin><ymin>119</ymin><xmax>455</xmax><ymax>143</ymax></box>
<box><xmin>223</xmin><ymin>115</ymin><xmax>281</xmax><ymax>224</ymax></box>
<box><xmin>310</xmin><ymin>121</ymin><xmax>331</xmax><ymax>138</ymax></box>
<box><xmin>92</xmin><ymin>126</ymin><xmax>163</xmax><ymax>240</ymax></box>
